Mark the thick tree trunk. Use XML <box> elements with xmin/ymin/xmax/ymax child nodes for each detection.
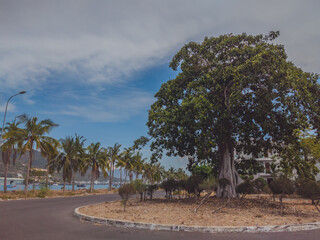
<box><xmin>216</xmin><ymin>142</ymin><xmax>241</xmax><ymax>198</ymax></box>
<box><xmin>25</xmin><ymin>143</ymin><xmax>33</xmax><ymax>193</ymax></box>
<box><xmin>4</xmin><ymin>160</ymin><xmax>8</xmax><ymax>193</ymax></box>
<box><xmin>63</xmin><ymin>181</ymin><xmax>66</xmax><ymax>193</ymax></box>
<box><xmin>119</xmin><ymin>168</ymin><xmax>122</xmax><ymax>186</ymax></box>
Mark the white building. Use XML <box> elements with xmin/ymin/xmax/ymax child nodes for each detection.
<box><xmin>235</xmin><ymin>149</ymin><xmax>320</xmax><ymax>182</ymax></box>
<box><xmin>235</xmin><ymin>150</ymin><xmax>279</xmax><ymax>184</ymax></box>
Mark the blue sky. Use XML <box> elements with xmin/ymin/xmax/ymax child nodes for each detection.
<box><xmin>1</xmin><ymin>0</ymin><xmax>319</xmax><ymax>169</ymax></box>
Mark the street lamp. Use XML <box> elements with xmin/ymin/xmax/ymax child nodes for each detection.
<box><xmin>0</xmin><ymin>90</ymin><xmax>27</xmax><ymax>144</ymax></box>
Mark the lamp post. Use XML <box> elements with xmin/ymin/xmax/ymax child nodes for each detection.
<box><xmin>0</xmin><ymin>90</ymin><xmax>26</xmax><ymax>145</ymax></box>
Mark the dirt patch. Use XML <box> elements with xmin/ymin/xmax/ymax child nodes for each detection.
<box><xmin>79</xmin><ymin>196</ymin><xmax>320</xmax><ymax>227</ymax></box>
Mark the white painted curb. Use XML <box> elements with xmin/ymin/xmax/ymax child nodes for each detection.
<box><xmin>74</xmin><ymin>204</ymin><xmax>320</xmax><ymax>233</ymax></box>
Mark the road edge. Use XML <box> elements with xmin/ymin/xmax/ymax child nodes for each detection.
<box><xmin>74</xmin><ymin>204</ymin><xmax>320</xmax><ymax>233</ymax></box>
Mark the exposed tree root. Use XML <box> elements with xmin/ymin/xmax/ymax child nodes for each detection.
<box><xmin>194</xmin><ymin>191</ymin><xmax>213</xmax><ymax>213</ymax></box>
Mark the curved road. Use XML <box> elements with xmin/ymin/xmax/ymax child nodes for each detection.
<box><xmin>0</xmin><ymin>194</ymin><xmax>319</xmax><ymax>240</ymax></box>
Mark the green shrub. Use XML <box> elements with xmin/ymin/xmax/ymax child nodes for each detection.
<box><xmin>199</xmin><ymin>175</ymin><xmax>217</xmax><ymax>192</ymax></box>
<box><xmin>269</xmin><ymin>175</ymin><xmax>295</xmax><ymax>215</ymax></box>
<box><xmin>253</xmin><ymin>178</ymin><xmax>267</xmax><ymax>193</ymax></box>
<box><xmin>118</xmin><ymin>184</ymin><xmax>136</xmax><ymax>211</ymax></box>
<box><xmin>37</xmin><ymin>187</ymin><xmax>50</xmax><ymax>198</ymax></box>
<box><xmin>296</xmin><ymin>178</ymin><xmax>320</xmax><ymax>201</ymax></box>
<box><xmin>262</xmin><ymin>184</ymin><xmax>272</xmax><ymax>194</ymax></box>
<box><xmin>269</xmin><ymin>175</ymin><xmax>295</xmax><ymax>195</ymax></box>
<box><xmin>236</xmin><ymin>180</ymin><xmax>255</xmax><ymax>199</ymax></box>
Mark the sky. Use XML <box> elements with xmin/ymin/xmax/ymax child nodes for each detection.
<box><xmin>0</xmin><ymin>0</ymin><xmax>320</xmax><ymax>169</ymax></box>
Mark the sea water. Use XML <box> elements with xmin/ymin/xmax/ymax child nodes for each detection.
<box><xmin>0</xmin><ymin>184</ymin><xmax>114</xmax><ymax>191</ymax></box>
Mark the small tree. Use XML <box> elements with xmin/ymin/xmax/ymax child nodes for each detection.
<box><xmin>296</xmin><ymin>178</ymin><xmax>320</xmax><ymax>204</ymax></box>
<box><xmin>161</xmin><ymin>179</ymin><xmax>177</xmax><ymax>200</ymax></box>
<box><xmin>132</xmin><ymin>179</ymin><xmax>146</xmax><ymax>201</ymax></box>
<box><xmin>146</xmin><ymin>184</ymin><xmax>158</xmax><ymax>200</ymax></box>
<box><xmin>118</xmin><ymin>184</ymin><xmax>135</xmax><ymax>211</ymax></box>
<box><xmin>269</xmin><ymin>175</ymin><xmax>295</xmax><ymax>215</ymax></box>
<box><xmin>184</xmin><ymin>175</ymin><xmax>203</xmax><ymax>198</ymax></box>
<box><xmin>199</xmin><ymin>175</ymin><xmax>217</xmax><ymax>193</ymax></box>
<box><xmin>236</xmin><ymin>180</ymin><xmax>255</xmax><ymax>199</ymax></box>
<box><xmin>252</xmin><ymin>178</ymin><xmax>267</xmax><ymax>194</ymax></box>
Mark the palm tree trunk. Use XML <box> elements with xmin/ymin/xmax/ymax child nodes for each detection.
<box><xmin>63</xmin><ymin>180</ymin><xmax>66</xmax><ymax>193</ymax></box>
<box><xmin>90</xmin><ymin>168</ymin><xmax>94</xmax><ymax>193</ymax></box>
<box><xmin>46</xmin><ymin>157</ymin><xmax>50</xmax><ymax>188</ymax></box>
<box><xmin>4</xmin><ymin>160</ymin><xmax>9</xmax><ymax>193</ymax></box>
<box><xmin>25</xmin><ymin>142</ymin><xmax>33</xmax><ymax>193</ymax></box>
<box><xmin>72</xmin><ymin>170</ymin><xmax>75</xmax><ymax>191</ymax></box>
<box><xmin>119</xmin><ymin>168</ymin><xmax>122</xmax><ymax>186</ymax></box>
<box><xmin>124</xmin><ymin>170</ymin><xmax>128</xmax><ymax>183</ymax></box>
<box><xmin>112</xmin><ymin>162</ymin><xmax>115</xmax><ymax>184</ymax></box>
<box><xmin>109</xmin><ymin>162</ymin><xmax>113</xmax><ymax>190</ymax></box>
<box><xmin>33</xmin><ymin>174</ymin><xmax>36</xmax><ymax>190</ymax></box>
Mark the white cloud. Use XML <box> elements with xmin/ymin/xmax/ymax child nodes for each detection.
<box><xmin>0</xmin><ymin>102</ymin><xmax>16</xmax><ymax>113</ymax></box>
<box><xmin>1</xmin><ymin>0</ymin><xmax>319</xmax><ymax>91</ymax></box>
<box><xmin>48</xmin><ymin>90</ymin><xmax>154</xmax><ymax>122</ymax></box>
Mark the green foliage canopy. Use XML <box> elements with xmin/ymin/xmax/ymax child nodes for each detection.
<box><xmin>147</xmin><ymin>32</ymin><xmax>320</xmax><ymax>197</ymax></box>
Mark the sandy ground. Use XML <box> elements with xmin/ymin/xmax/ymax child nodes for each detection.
<box><xmin>79</xmin><ymin>196</ymin><xmax>320</xmax><ymax>227</ymax></box>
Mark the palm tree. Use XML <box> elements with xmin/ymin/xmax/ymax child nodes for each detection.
<box><xmin>107</xmin><ymin>143</ymin><xmax>122</xmax><ymax>190</ymax></box>
<box><xmin>115</xmin><ymin>154</ymin><xmax>126</xmax><ymax>186</ymax></box>
<box><xmin>40</xmin><ymin>137</ymin><xmax>60</xmax><ymax>187</ymax></box>
<box><xmin>19</xmin><ymin>116</ymin><xmax>58</xmax><ymax>193</ymax></box>
<box><xmin>122</xmin><ymin>148</ymin><xmax>134</xmax><ymax>183</ymax></box>
<box><xmin>132</xmin><ymin>151</ymin><xmax>146</xmax><ymax>180</ymax></box>
<box><xmin>52</xmin><ymin>136</ymin><xmax>76</xmax><ymax>192</ymax></box>
<box><xmin>70</xmin><ymin>134</ymin><xmax>86</xmax><ymax>191</ymax></box>
<box><xmin>1</xmin><ymin>120</ymin><xmax>22</xmax><ymax>193</ymax></box>
<box><xmin>83</xmin><ymin>142</ymin><xmax>108</xmax><ymax>192</ymax></box>
<box><xmin>166</xmin><ymin>167</ymin><xmax>176</xmax><ymax>180</ymax></box>
<box><xmin>143</xmin><ymin>162</ymin><xmax>165</xmax><ymax>184</ymax></box>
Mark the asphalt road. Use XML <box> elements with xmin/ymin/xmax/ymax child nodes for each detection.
<box><xmin>0</xmin><ymin>193</ymin><xmax>319</xmax><ymax>240</ymax></box>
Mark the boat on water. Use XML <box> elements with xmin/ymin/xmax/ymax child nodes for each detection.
<box><xmin>7</xmin><ymin>185</ymin><xmax>16</xmax><ymax>188</ymax></box>
<box><xmin>77</xmin><ymin>184</ymin><xmax>86</xmax><ymax>188</ymax></box>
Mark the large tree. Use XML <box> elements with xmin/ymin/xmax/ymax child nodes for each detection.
<box><xmin>147</xmin><ymin>32</ymin><xmax>320</xmax><ymax>198</ymax></box>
